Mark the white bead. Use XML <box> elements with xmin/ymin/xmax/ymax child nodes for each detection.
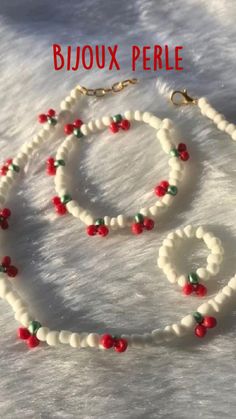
<box><xmin>184</xmin><ymin>225</ymin><xmax>195</xmax><ymax>238</ymax></box>
<box><xmin>87</xmin><ymin>333</ymin><xmax>100</xmax><ymax>347</ymax></box>
<box><xmin>228</xmin><ymin>276</ymin><xmax>236</xmax><ymax>290</ymax></box>
<box><xmin>80</xmin><ymin>333</ymin><xmax>89</xmax><ymax>347</ymax></box>
<box><xmin>0</xmin><ymin>278</ymin><xmax>10</xmax><ymax>298</ymax></box>
<box><xmin>140</xmin><ymin>207</ymin><xmax>149</xmax><ymax>217</ymax></box>
<box><xmin>20</xmin><ymin>312</ymin><xmax>32</xmax><ymax>327</ymax></box>
<box><xmin>177</xmin><ymin>275</ymin><xmax>187</xmax><ymax>286</ymax></box>
<box><xmin>206</xmin><ymin>263</ymin><xmax>220</xmax><ymax>275</ymax></box>
<box><xmin>161</xmin><ymin>118</ymin><xmax>173</xmax><ymax>129</ymax></box>
<box><xmin>161</xmin><ymin>194</ymin><xmax>174</xmax><ymax>206</ymax></box>
<box><xmin>104</xmin><ymin>216</ymin><xmax>111</xmax><ymax>226</ymax></box>
<box><xmin>87</xmin><ymin>120</ymin><xmax>98</xmax><ymax>132</ymax></box>
<box><xmin>217</xmin><ymin>120</ymin><xmax>228</xmax><ymax>131</ymax></box>
<box><xmin>156</xmin><ymin>128</ymin><xmax>170</xmax><ymax>142</ymax></box>
<box><xmin>207</xmin><ymin>253</ymin><xmax>222</xmax><ymax>265</ymax></box>
<box><xmin>159</xmin><ymin>246</ymin><xmax>169</xmax><ymax>257</ymax></box>
<box><xmin>208</xmin><ymin>299</ymin><xmax>220</xmax><ymax>313</ymax></box>
<box><xmin>213</xmin><ymin>114</ymin><xmax>224</xmax><ymax>124</ymax></box>
<box><xmin>149</xmin><ymin>116</ymin><xmax>162</xmax><ymax>129</ymax></box>
<box><xmin>123</xmin><ymin>110</ymin><xmax>134</xmax><ymax>120</ymax></box>
<box><xmin>102</xmin><ymin>116</ymin><xmax>112</xmax><ymax>126</ymax></box>
<box><xmin>196</xmin><ymin>268</ymin><xmax>209</xmax><ymax>280</ymax></box>
<box><xmin>157</xmin><ymin>256</ymin><xmax>168</xmax><ymax>268</ymax></box>
<box><xmin>83</xmin><ymin>214</ymin><xmax>95</xmax><ymax>226</ymax></box>
<box><xmin>180</xmin><ymin>314</ymin><xmax>195</xmax><ymax>328</ymax></box>
<box><xmin>46</xmin><ymin>331</ymin><xmax>60</xmax><ymax>346</ymax></box>
<box><xmin>222</xmin><ymin>286</ymin><xmax>234</xmax><ymax>298</ymax></box>
<box><xmin>60</xmin><ymin>100</ymin><xmax>71</xmax><ymax>111</ymax></box>
<box><xmin>214</xmin><ymin>292</ymin><xmax>228</xmax><ymax>305</ymax></box>
<box><xmin>69</xmin><ymin>333</ymin><xmax>81</xmax><ymax>348</ymax></box>
<box><xmin>149</xmin><ymin>206</ymin><xmax>159</xmax><ymax>217</ymax></box>
<box><xmin>225</xmin><ymin>123</ymin><xmax>236</xmax><ymax>135</ymax></box>
<box><xmin>59</xmin><ymin>330</ymin><xmax>72</xmax><ymax>344</ymax></box>
<box><xmin>134</xmin><ymin>110</ymin><xmax>142</xmax><ymax>121</ymax></box>
<box><xmin>163</xmin><ymin>238</ymin><xmax>174</xmax><ymax>248</ymax></box>
<box><xmin>160</xmin><ymin>139</ymin><xmax>172</xmax><ymax>153</ymax></box>
<box><xmin>232</xmin><ymin>131</ymin><xmax>236</xmax><ymax>141</ymax></box>
<box><xmin>37</xmin><ymin>327</ymin><xmax>50</xmax><ymax>341</ymax></box>
<box><xmin>175</xmin><ymin>229</ymin><xmax>185</xmax><ymax>238</ymax></box>
<box><xmin>142</xmin><ymin>112</ymin><xmax>152</xmax><ymax>123</ymax></box>
<box><xmin>197</xmin><ymin>302</ymin><xmax>214</xmax><ymax>316</ymax></box>
<box><xmin>5</xmin><ymin>291</ymin><xmax>19</xmax><ymax>307</ymax></box>
<box><xmin>169</xmin><ymin>169</ymin><xmax>183</xmax><ymax>181</ymax></box>
<box><xmin>171</xmin><ymin>323</ymin><xmax>186</xmax><ymax>337</ymax></box>
<box><xmin>168</xmin><ymin>157</ymin><xmax>183</xmax><ymax>171</ymax></box>
<box><xmin>117</xmin><ymin>214</ymin><xmax>126</xmax><ymax>228</ymax></box>
<box><xmin>198</xmin><ymin>97</ymin><xmax>208</xmax><ymax>108</ymax></box>
<box><xmin>80</xmin><ymin>124</ymin><xmax>89</xmax><ymax>136</ymax></box>
<box><xmin>166</xmin><ymin>270</ymin><xmax>177</xmax><ymax>283</ymax></box>
<box><xmin>70</xmin><ymin>88</ymin><xmax>81</xmax><ymax>99</ymax></box>
<box><xmin>195</xmin><ymin>226</ymin><xmax>206</xmax><ymax>239</ymax></box>
<box><xmin>110</xmin><ymin>217</ymin><xmax>118</xmax><ymax>230</ymax></box>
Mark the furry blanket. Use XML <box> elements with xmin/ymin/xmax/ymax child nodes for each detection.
<box><xmin>0</xmin><ymin>0</ymin><xmax>236</xmax><ymax>418</ymax></box>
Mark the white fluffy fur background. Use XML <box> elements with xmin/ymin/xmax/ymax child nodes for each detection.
<box><xmin>0</xmin><ymin>0</ymin><xmax>236</xmax><ymax>418</ymax></box>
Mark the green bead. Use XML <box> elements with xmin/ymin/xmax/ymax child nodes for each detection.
<box><xmin>170</xmin><ymin>149</ymin><xmax>179</xmax><ymax>157</ymax></box>
<box><xmin>0</xmin><ymin>266</ymin><xmax>6</xmax><ymax>273</ymax></box>
<box><xmin>61</xmin><ymin>194</ymin><xmax>71</xmax><ymax>204</ymax></box>
<box><xmin>134</xmin><ymin>213</ymin><xmax>144</xmax><ymax>223</ymax></box>
<box><xmin>48</xmin><ymin>117</ymin><xmax>57</xmax><ymax>126</ymax></box>
<box><xmin>167</xmin><ymin>185</ymin><xmax>178</xmax><ymax>196</ymax></box>
<box><xmin>95</xmin><ymin>218</ymin><xmax>104</xmax><ymax>226</ymax></box>
<box><xmin>73</xmin><ymin>128</ymin><xmax>83</xmax><ymax>138</ymax></box>
<box><xmin>193</xmin><ymin>312</ymin><xmax>203</xmax><ymax>324</ymax></box>
<box><xmin>28</xmin><ymin>320</ymin><xmax>41</xmax><ymax>335</ymax></box>
<box><xmin>9</xmin><ymin>164</ymin><xmax>20</xmax><ymax>173</ymax></box>
<box><xmin>188</xmin><ymin>272</ymin><xmax>199</xmax><ymax>285</ymax></box>
<box><xmin>113</xmin><ymin>114</ymin><xmax>122</xmax><ymax>123</ymax></box>
<box><xmin>54</xmin><ymin>159</ymin><xmax>65</xmax><ymax>167</ymax></box>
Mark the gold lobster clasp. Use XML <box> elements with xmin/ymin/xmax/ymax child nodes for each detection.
<box><xmin>171</xmin><ymin>89</ymin><xmax>198</xmax><ymax>106</ymax></box>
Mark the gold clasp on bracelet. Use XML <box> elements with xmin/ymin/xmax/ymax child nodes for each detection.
<box><xmin>171</xmin><ymin>89</ymin><xmax>198</xmax><ymax>106</ymax></box>
<box><xmin>77</xmin><ymin>78</ymin><xmax>138</xmax><ymax>98</ymax></box>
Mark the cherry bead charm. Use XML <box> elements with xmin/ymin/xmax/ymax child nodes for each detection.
<box><xmin>0</xmin><ymin>256</ymin><xmax>18</xmax><ymax>278</ymax></box>
<box><xmin>64</xmin><ymin>118</ymin><xmax>84</xmax><ymax>137</ymax></box>
<box><xmin>38</xmin><ymin>109</ymin><xmax>57</xmax><ymax>125</ymax></box>
<box><xmin>100</xmin><ymin>334</ymin><xmax>128</xmax><ymax>353</ymax></box>
<box><xmin>170</xmin><ymin>143</ymin><xmax>190</xmax><ymax>161</ymax></box>
<box><xmin>131</xmin><ymin>213</ymin><xmax>154</xmax><ymax>235</ymax></box>
<box><xmin>0</xmin><ymin>208</ymin><xmax>11</xmax><ymax>230</ymax></box>
<box><xmin>182</xmin><ymin>272</ymin><xmax>207</xmax><ymax>297</ymax></box>
<box><xmin>17</xmin><ymin>320</ymin><xmax>42</xmax><ymax>349</ymax></box>
<box><xmin>154</xmin><ymin>180</ymin><xmax>178</xmax><ymax>198</ymax></box>
<box><xmin>193</xmin><ymin>311</ymin><xmax>217</xmax><ymax>338</ymax></box>
<box><xmin>52</xmin><ymin>196</ymin><xmax>68</xmax><ymax>216</ymax></box>
<box><xmin>109</xmin><ymin>114</ymin><xmax>131</xmax><ymax>134</ymax></box>
<box><xmin>0</xmin><ymin>159</ymin><xmax>20</xmax><ymax>176</ymax></box>
<box><xmin>46</xmin><ymin>157</ymin><xmax>65</xmax><ymax>176</ymax></box>
<box><xmin>86</xmin><ymin>219</ymin><xmax>109</xmax><ymax>237</ymax></box>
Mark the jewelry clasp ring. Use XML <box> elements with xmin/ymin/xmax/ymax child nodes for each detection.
<box><xmin>171</xmin><ymin>89</ymin><xmax>198</xmax><ymax>106</ymax></box>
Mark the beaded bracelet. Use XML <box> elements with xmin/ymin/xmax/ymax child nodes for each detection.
<box><xmin>0</xmin><ymin>222</ymin><xmax>235</xmax><ymax>352</ymax></box>
<box><xmin>53</xmin><ymin>110</ymin><xmax>189</xmax><ymax>237</ymax></box>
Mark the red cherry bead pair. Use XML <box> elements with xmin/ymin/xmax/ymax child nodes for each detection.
<box><xmin>46</xmin><ymin>157</ymin><xmax>56</xmax><ymax>176</ymax></box>
<box><xmin>195</xmin><ymin>316</ymin><xmax>217</xmax><ymax>338</ymax></box>
<box><xmin>64</xmin><ymin>119</ymin><xmax>83</xmax><ymax>135</ymax></box>
<box><xmin>87</xmin><ymin>224</ymin><xmax>109</xmax><ymax>237</ymax></box>
<box><xmin>0</xmin><ymin>208</ymin><xmax>11</xmax><ymax>230</ymax></box>
<box><xmin>1</xmin><ymin>256</ymin><xmax>18</xmax><ymax>278</ymax></box>
<box><xmin>182</xmin><ymin>282</ymin><xmax>207</xmax><ymax>297</ymax></box>
<box><xmin>17</xmin><ymin>327</ymin><xmax>40</xmax><ymax>348</ymax></box>
<box><xmin>38</xmin><ymin>109</ymin><xmax>56</xmax><ymax>124</ymax></box>
<box><xmin>177</xmin><ymin>143</ymin><xmax>190</xmax><ymax>161</ymax></box>
<box><xmin>100</xmin><ymin>334</ymin><xmax>128</xmax><ymax>353</ymax></box>
<box><xmin>109</xmin><ymin>118</ymin><xmax>130</xmax><ymax>134</ymax></box>
<box><xmin>52</xmin><ymin>196</ymin><xmax>67</xmax><ymax>216</ymax></box>
<box><xmin>155</xmin><ymin>180</ymin><xmax>169</xmax><ymax>197</ymax></box>
<box><xmin>131</xmin><ymin>214</ymin><xmax>154</xmax><ymax>235</ymax></box>
<box><xmin>0</xmin><ymin>159</ymin><xmax>13</xmax><ymax>176</ymax></box>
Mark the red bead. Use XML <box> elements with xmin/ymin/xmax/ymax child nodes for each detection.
<box><xmin>5</xmin><ymin>159</ymin><xmax>13</xmax><ymax>166</ymax></box>
<box><xmin>52</xmin><ymin>196</ymin><xmax>61</xmax><ymax>206</ymax></box>
<box><xmin>114</xmin><ymin>338</ymin><xmax>128</xmax><ymax>353</ymax></box>
<box><xmin>178</xmin><ymin>143</ymin><xmax>187</xmax><ymax>152</ymax></box>
<box><xmin>155</xmin><ymin>185</ymin><xmax>167</xmax><ymax>197</ymax></box>
<box><xmin>1</xmin><ymin>208</ymin><xmax>11</xmax><ymax>218</ymax></box>
<box><xmin>195</xmin><ymin>324</ymin><xmax>207</xmax><ymax>338</ymax></box>
<box><xmin>180</xmin><ymin>151</ymin><xmax>190</xmax><ymax>161</ymax></box>
<box><xmin>38</xmin><ymin>114</ymin><xmax>47</xmax><ymax>123</ymax></box>
<box><xmin>119</xmin><ymin>119</ymin><xmax>130</xmax><ymax>130</ymax></box>
<box><xmin>1</xmin><ymin>219</ymin><xmax>8</xmax><ymax>229</ymax></box>
<box><xmin>1</xmin><ymin>256</ymin><xmax>11</xmax><ymax>267</ymax></box>
<box><xmin>18</xmin><ymin>327</ymin><xmax>31</xmax><ymax>340</ymax></box>
<box><xmin>195</xmin><ymin>283</ymin><xmax>207</xmax><ymax>297</ymax></box>
<box><xmin>47</xmin><ymin>109</ymin><xmax>56</xmax><ymax>117</ymax></box>
<box><xmin>46</xmin><ymin>157</ymin><xmax>55</xmax><ymax>166</ymax></box>
<box><xmin>27</xmin><ymin>335</ymin><xmax>40</xmax><ymax>349</ymax></box>
<box><xmin>131</xmin><ymin>222</ymin><xmax>143</xmax><ymax>235</ymax></box>
<box><xmin>7</xmin><ymin>265</ymin><xmax>18</xmax><ymax>278</ymax></box>
<box><xmin>86</xmin><ymin>225</ymin><xmax>97</xmax><ymax>236</ymax></box>
<box><xmin>109</xmin><ymin>122</ymin><xmax>119</xmax><ymax>133</ymax></box>
<box><xmin>0</xmin><ymin>166</ymin><xmax>8</xmax><ymax>176</ymax></box>
<box><xmin>73</xmin><ymin>119</ymin><xmax>83</xmax><ymax>128</ymax></box>
<box><xmin>202</xmin><ymin>316</ymin><xmax>217</xmax><ymax>329</ymax></box>
<box><xmin>100</xmin><ymin>334</ymin><xmax>114</xmax><ymax>349</ymax></box>
<box><xmin>143</xmin><ymin>218</ymin><xmax>154</xmax><ymax>231</ymax></box>
<box><xmin>64</xmin><ymin>124</ymin><xmax>74</xmax><ymax>135</ymax></box>
<box><xmin>160</xmin><ymin>180</ymin><xmax>169</xmax><ymax>189</ymax></box>
<box><xmin>55</xmin><ymin>203</ymin><xmax>67</xmax><ymax>215</ymax></box>
<box><xmin>97</xmin><ymin>225</ymin><xmax>109</xmax><ymax>237</ymax></box>
<box><xmin>46</xmin><ymin>166</ymin><xmax>56</xmax><ymax>176</ymax></box>
<box><xmin>182</xmin><ymin>283</ymin><xmax>194</xmax><ymax>295</ymax></box>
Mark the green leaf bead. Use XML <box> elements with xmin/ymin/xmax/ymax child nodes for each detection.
<box><xmin>54</xmin><ymin>159</ymin><xmax>65</xmax><ymax>167</ymax></box>
<box><xmin>73</xmin><ymin>128</ymin><xmax>83</xmax><ymax>138</ymax></box>
<box><xmin>170</xmin><ymin>149</ymin><xmax>179</xmax><ymax>157</ymax></box>
<box><xmin>28</xmin><ymin>320</ymin><xmax>41</xmax><ymax>335</ymax></box>
<box><xmin>134</xmin><ymin>213</ymin><xmax>144</xmax><ymax>223</ymax></box>
<box><xmin>0</xmin><ymin>265</ymin><xmax>6</xmax><ymax>273</ymax></box>
<box><xmin>188</xmin><ymin>272</ymin><xmax>199</xmax><ymax>285</ymax></box>
<box><xmin>9</xmin><ymin>164</ymin><xmax>20</xmax><ymax>173</ymax></box>
<box><xmin>193</xmin><ymin>312</ymin><xmax>203</xmax><ymax>324</ymax></box>
<box><xmin>113</xmin><ymin>114</ymin><xmax>122</xmax><ymax>123</ymax></box>
<box><xmin>48</xmin><ymin>117</ymin><xmax>57</xmax><ymax>126</ymax></box>
<box><xmin>61</xmin><ymin>194</ymin><xmax>72</xmax><ymax>204</ymax></box>
<box><xmin>95</xmin><ymin>218</ymin><xmax>105</xmax><ymax>226</ymax></box>
<box><xmin>167</xmin><ymin>185</ymin><xmax>178</xmax><ymax>196</ymax></box>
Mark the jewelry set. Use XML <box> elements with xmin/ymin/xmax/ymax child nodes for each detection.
<box><xmin>0</xmin><ymin>79</ymin><xmax>235</xmax><ymax>354</ymax></box>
